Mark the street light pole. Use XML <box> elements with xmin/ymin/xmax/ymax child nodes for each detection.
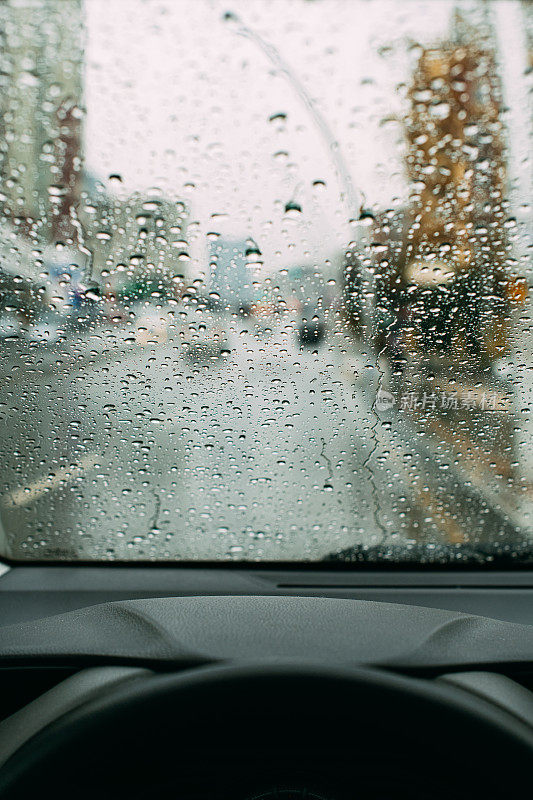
<box><xmin>223</xmin><ymin>11</ymin><xmax>377</xmax><ymax>349</ymax></box>
<box><xmin>223</xmin><ymin>10</ymin><xmax>360</xmax><ymax>214</ymax></box>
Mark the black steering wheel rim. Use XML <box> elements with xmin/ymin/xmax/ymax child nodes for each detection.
<box><xmin>1</xmin><ymin>661</ymin><xmax>532</xmax><ymax>798</ymax></box>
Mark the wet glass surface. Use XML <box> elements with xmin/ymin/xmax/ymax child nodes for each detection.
<box><xmin>0</xmin><ymin>0</ymin><xmax>531</xmax><ymax>563</ymax></box>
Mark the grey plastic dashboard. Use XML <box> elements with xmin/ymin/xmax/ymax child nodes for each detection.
<box><xmin>1</xmin><ymin>564</ymin><xmax>533</xmax><ymax>674</ymax></box>
<box><xmin>1</xmin><ymin>590</ymin><xmax>533</xmax><ymax>673</ymax></box>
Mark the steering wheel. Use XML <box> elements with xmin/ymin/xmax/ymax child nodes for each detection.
<box><xmin>0</xmin><ymin>662</ymin><xmax>531</xmax><ymax>798</ymax></box>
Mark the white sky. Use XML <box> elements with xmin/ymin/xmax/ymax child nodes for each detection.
<box><xmin>82</xmin><ymin>0</ymin><xmax>489</xmax><ymax>270</ymax></box>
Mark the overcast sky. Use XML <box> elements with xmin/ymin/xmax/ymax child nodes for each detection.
<box><xmin>82</xmin><ymin>0</ymin><xmax>494</xmax><ymax>271</ymax></box>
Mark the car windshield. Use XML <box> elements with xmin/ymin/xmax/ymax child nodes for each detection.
<box><xmin>0</xmin><ymin>0</ymin><xmax>531</xmax><ymax>564</ymax></box>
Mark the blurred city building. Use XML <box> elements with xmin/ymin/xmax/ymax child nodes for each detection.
<box><xmin>0</xmin><ymin>0</ymin><xmax>83</xmax><ymax>242</ymax></box>
<box><xmin>208</xmin><ymin>238</ymin><xmax>255</xmax><ymax>311</ymax></box>
<box><xmin>344</xmin><ymin>9</ymin><xmax>527</xmax><ymax>374</ymax></box>
<box><xmin>0</xmin><ymin>0</ymin><xmax>188</xmax><ymax>319</ymax></box>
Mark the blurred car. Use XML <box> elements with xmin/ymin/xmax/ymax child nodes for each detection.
<box><xmin>298</xmin><ymin>307</ymin><xmax>326</xmax><ymax>346</ymax></box>
<box><xmin>0</xmin><ymin>313</ymin><xmax>22</xmax><ymax>343</ymax></box>
<box><xmin>182</xmin><ymin>311</ymin><xmax>228</xmax><ymax>360</ymax></box>
<box><xmin>102</xmin><ymin>293</ymin><xmax>129</xmax><ymax>326</ymax></box>
<box><xmin>25</xmin><ymin>311</ymin><xmax>66</xmax><ymax>346</ymax></box>
<box><xmin>134</xmin><ymin>307</ymin><xmax>169</xmax><ymax>346</ymax></box>
<box><xmin>251</xmin><ymin>301</ymin><xmax>275</xmax><ymax>337</ymax></box>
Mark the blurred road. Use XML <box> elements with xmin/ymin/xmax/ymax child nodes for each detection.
<box><xmin>0</xmin><ymin>314</ymin><xmax>528</xmax><ymax>560</ymax></box>
<box><xmin>0</xmin><ymin>319</ymin><xmax>380</xmax><ymax>559</ymax></box>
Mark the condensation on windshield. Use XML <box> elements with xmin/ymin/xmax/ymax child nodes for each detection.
<box><xmin>0</xmin><ymin>0</ymin><xmax>531</xmax><ymax>563</ymax></box>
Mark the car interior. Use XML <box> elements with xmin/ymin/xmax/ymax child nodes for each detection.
<box><xmin>0</xmin><ymin>0</ymin><xmax>532</xmax><ymax>796</ymax></box>
<box><xmin>0</xmin><ymin>562</ymin><xmax>532</xmax><ymax>797</ymax></box>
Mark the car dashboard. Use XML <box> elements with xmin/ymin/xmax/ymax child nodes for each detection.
<box><xmin>0</xmin><ymin>564</ymin><xmax>532</xmax><ymax>798</ymax></box>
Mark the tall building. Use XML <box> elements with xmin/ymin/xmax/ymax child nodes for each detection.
<box><xmin>208</xmin><ymin>238</ymin><xmax>254</xmax><ymax>310</ymax></box>
<box><xmin>0</xmin><ymin>1</ymin><xmax>189</xmax><ymax>305</ymax></box>
<box><xmin>0</xmin><ymin>0</ymin><xmax>83</xmax><ymax>244</ymax></box>
<box><xmin>404</xmin><ymin>12</ymin><xmax>507</xmax><ymax>279</ymax></box>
